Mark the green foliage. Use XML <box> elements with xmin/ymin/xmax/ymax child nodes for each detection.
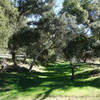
<box><xmin>0</xmin><ymin>0</ymin><xmax>18</xmax><ymax>49</ymax></box>
<box><xmin>62</xmin><ymin>0</ymin><xmax>89</xmax><ymax>24</ymax></box>
<box><xmin>7</xmin><ymin>0</ymin><xmax>55</xmax><ymax>66</ymax></box>
<box><xmin>60</xmin><ymin>0</ymin><xmax>100</xmax><ymax>62</ymax></box>
<box><xmin>63</xmin><ymin>34</ymin><xmax>88</xmax><ymax>60</ymax></box>
<box><xmin>8</xmin><ymin>27</ymin><xmax>40</xmax><ymax>55</ymax></box>
<box><xmin>34</xmin><ymin>13</ymin><xmax>67</xmax><ymax>64</ymax></box>
<box><xmin>62</xmin><ymin>0</ymin><xmax>100</xmax><ymax>25</ymax></box>
<box><xmin>14</xmin><ymin>0</ymin><xmax>54</xmax><ymax>16</ymax></box>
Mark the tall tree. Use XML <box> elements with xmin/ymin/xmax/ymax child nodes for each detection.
<box><xmin>10</xmin><ymin>0</ymin><xmax>67</xmax><ymax>70</ymax></box>
<box><xmin>28</xmin><ymin>12</ymin><xmax>67</xmax><ymax>71</ymax></box>
<box><xmin>8</xmin><ymin>0</ymin><xmax>54</xmax><ymax>66</ymax></box>
<box><xmin>8</xmin><ymin>26</ymin><xmax>40</xmax><ymax>66</ymax></box>
<box><xmin>60</xmin><ymin>0</ymin><xmax>100</xmax><ymax>80</ymax></box>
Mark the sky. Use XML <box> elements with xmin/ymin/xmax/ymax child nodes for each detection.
<box><xmin>54</xmin><ymin>0</ymin><xmax>64</xmax><ymax>14</ymax></box>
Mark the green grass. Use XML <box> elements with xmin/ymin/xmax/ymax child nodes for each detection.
<box><xmin>0</xmin><ymin>62</ymin><xmax>100</xmax><ymax>100</ymax></box>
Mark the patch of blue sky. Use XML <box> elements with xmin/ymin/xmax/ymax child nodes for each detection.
<box><xmin>78</xmin><ymin>24</ymin><xmax>92</xmax><ymax>36</ymax></box>
<box><xmin>27</xmin><ymin>0</ymin><xmax>64</xmax><ymax>22</ymax></box>
<box><xmin>53</xmin><ymin>0</ymin><xmax>64</xmax><ymax>15</ymax></box>
<box><xmin>84</xmin><ymin>28</ymin><xmax>92</xmax><ymax>36</ymax></box>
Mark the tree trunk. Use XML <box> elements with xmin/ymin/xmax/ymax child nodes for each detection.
<box><xmin>11</xmin><ymin>51</ymin><xmax>17</xmax><ymax>66</ymax></box>
<box><xmin>77</xmin><ymin>58</ymin><xmax>81</xmax><ymax>63</ymax></box>
<box><xmin>83</xmin><ymin>57</ymin><xmax>87</xmax><ymax>63</ymax></box>
<box><xmin>23</xmin><ymin>54</ymin><xmax>27</xmax><ymax>64</ymax></box>
<box><xmin>29</xmin><ymin>39</ymin><xmax>52</xmax><ymax>71</ymax></box>
<box><xmin>70</xmin><ymin>63</ymin><xmax>75</xmax><ymax>80</ymax></box>
<box><xmin>29</xmin><ymin>60</ymin><xmax>35</xmax><ymax>71</ymax></box>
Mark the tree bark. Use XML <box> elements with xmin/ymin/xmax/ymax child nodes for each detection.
<box><xmin>23</xmin><ymin>54</ymin><xmax>27</xmax><ymax>64</ymax></box>
<box><xmin>29</xmin><ymin>59</ymin><xmax>35</xmax><ymax>71</ymax></box>
<box><xmin>11</xmin><ymin>51</ymin><xmax>17</xmax><ymax>66</ymax></box>
<box><xmin>70</xmin><ymin>63</ymin><xmax>75</xmax><ymax>80</ymax></box>
<box><xmin>83</xmin><ymin>57</ymin><xmax>87</xmax><ymax>63</ymax></box>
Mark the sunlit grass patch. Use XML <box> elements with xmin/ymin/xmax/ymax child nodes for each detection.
<box><xmin>0</xmin><ymin>62</ymin><xmax>100</xmax><ymax>100</ymax></box>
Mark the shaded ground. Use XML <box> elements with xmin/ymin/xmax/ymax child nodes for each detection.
<box><xmin>0</xmin><ymin>62</ymin><xmax>100</xmax><ymax>100</ymax></box>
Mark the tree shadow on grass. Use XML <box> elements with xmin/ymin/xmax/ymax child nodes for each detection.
<box><xmin>84</xmin><ymin>62</ymin><xmax>100</xmax><ymax>68</ymax></box>
<box><xmin>76</xmin><ymin>69</ymin><xmax>100</xmax><ymax>79</ymax></box>
<box><xmin>0</xmin><ymin>63</ymin><xmax>100</xmax><ymax>100</ymax></box>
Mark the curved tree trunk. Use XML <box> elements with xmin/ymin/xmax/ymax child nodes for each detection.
<box><xmin>29</xmin><ymin>39</ymin><xmax>52</xmax><ymax>71</ymax></box>
<box><xmin>29</xmin><ymin>33</ymin><xmax>57</xmax><ymax>71</ymax></box>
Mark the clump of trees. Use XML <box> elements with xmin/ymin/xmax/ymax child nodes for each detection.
<box><xmin>61</xmin><ymin>0</ymin><xmax>100</xmax><ymax>80</ymax></box>
<box><xmin>0</xmin><ymin>0</ymin><xmax>100</xmax><ymax>80</ymax></box>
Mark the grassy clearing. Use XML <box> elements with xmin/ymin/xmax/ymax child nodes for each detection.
<box><xmin>0</xmin><ymin>62</ymin><xmax>100</xmax><ymax>100</ymax></box>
